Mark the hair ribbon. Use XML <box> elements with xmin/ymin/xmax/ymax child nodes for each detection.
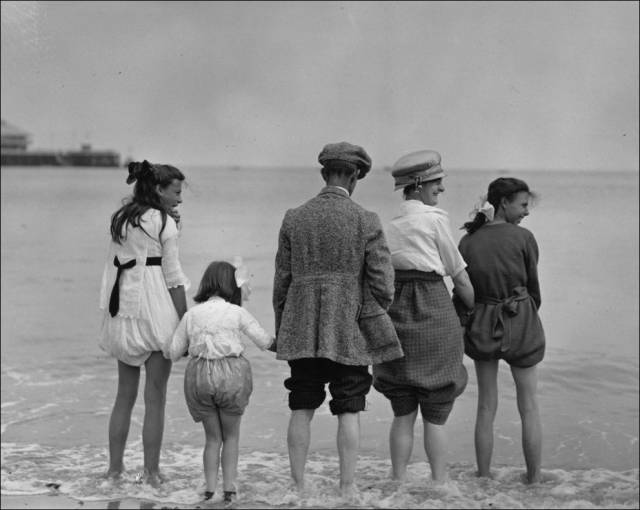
<box><xmin>471</xmin><ymin>200</ymin><xmax>495</xmax><ymax>221</ymax></box>
<box><xmin>232</xmin><ymin>255</ymin><xmax>252</xmax><ymax>301</ymax></box>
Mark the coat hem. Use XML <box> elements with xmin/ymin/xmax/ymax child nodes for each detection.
<box><xmin>275</xmin><ymin>347</ymin><xmax>404</xmax><ymax>366</ymax></box>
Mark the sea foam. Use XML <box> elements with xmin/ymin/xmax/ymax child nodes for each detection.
<box><xmin>1</xmin><ymin>442</ymin><xmax>638</xmax><ymax>509</ymax></box>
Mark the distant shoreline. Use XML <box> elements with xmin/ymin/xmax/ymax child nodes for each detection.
<box><xmin>1</xmin><ymin>165</ymin><xmax>637</xmax><ymax>174</ymax></box>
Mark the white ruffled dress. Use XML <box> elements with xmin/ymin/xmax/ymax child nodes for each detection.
<box><xmin>98</xmin><ymin>209</ymin><xmax>190</xmax><ymax>366</ymax></box>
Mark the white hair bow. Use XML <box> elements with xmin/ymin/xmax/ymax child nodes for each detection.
<box><xmin>470</xmin><ymin>199</ymin><xmax>495</xmax><ymax>221</ymax></box>
<box><xmin>232</xmin><ymin>255</ymin><xmax>252</xmax><ymax>301</ymax></box>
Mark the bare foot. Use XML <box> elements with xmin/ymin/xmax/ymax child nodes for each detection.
<box><xmin>147</xmin><ymin>471</ymin><xmax>167</xmax><ymax>488</ymax></box>
<box><xmin>520</xmin><ymin>470</ymin><xmax>559</xmax><ymax>485</ymax></box>
<box><xmin>430</xmin><ymin>474</ymin><xmax>450</xmax><ymax>486</ymax></box>
<box><xmin>340</xmin><ymin>483</ymin><xmax>360</xmax><ymax>503</ymax></box>
<box><xmin>104</xmin><ymin>469</ymin><xmax>123</xmax><ymax>481</ymax></box>
<box><xmin>135</xmin><ymin>469</ymin><xmax>167</xmax><ymax>488</ymax></box>
<box><xmin>391</xmin><ymin>466</ymin><xmax>408</xmax><ymax>482</ymax></box>
<box><xmin>282</xmin><ymin>484</ymin><xmax>303</xmax><ymax>505</ymax></box>
<box><xmin>475</xmin><ymin>470</ymin><xmax>494</xmax><ymax>480</ymax></box>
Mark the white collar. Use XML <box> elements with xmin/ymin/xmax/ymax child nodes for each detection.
<box><xmin>327</xmin><ymin>185</ymin><xmax>350</xmax><ymax>196</ymax></box>
<box><xmin>401</xmin><ymin>199</ymin><xmax>448</xmax><ymax>216</ymax></box>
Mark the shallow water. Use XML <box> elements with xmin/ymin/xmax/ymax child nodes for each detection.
<box><xmin>2</xmin><ymin>443</ymin><xmax>638</xmax><ymax>509</ymax></box>
<box><xmin>1</xmin><ymin>166</ymin><xmax>638</xmax><ymax>508</ymax></box>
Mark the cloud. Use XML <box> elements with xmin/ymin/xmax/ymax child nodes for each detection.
<box><xmin>1</xmin><ymin>1</ymin><xmax>637</xmax><ymax>169</ymax></box>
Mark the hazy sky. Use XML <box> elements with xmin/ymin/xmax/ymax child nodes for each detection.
<box><xmin>1</xmin><ymin>0</ymin><xmax>638</xmax><ymax>170</ymax></box>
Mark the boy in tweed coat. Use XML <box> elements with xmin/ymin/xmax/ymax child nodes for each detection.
<box><xmin>272</xmin><ymin>141</ymin><xmax>401</xmax><ymax>497</ymax></box>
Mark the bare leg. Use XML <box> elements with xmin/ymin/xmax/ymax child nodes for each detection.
<box><xmin>142</xmin><ymin>352</ymin><xmax>172</xmax><ymax>485</ymax></box>
<box><xmin>287</xmin><ymin>409</ymin><xmax>314</xmax><ymax>491</ymax></box>
<box><xmin>389</xmin><ymin>410</ymin><xmax>418</xmax><ymax>481</ymax></box>
<box><xmin>219</xmin><ymin>411</ymin><xmax>243</xmax><ymax>493</ymax></box>
<box><xmin>474</xmin><ymin>360</ymin><xmax>499</xmax><ymax>478</ymax></box>
<box><xmin>511</xmin><ymin>365</ymin><xmax>542</xmax><ymax>484</ymax></box>
<box><xmin>337</xmin><ymin>412</ymin><xmax>360</xmax><ymax>497</ymax></box>
<box><xmin>202</xmin><ymin>411</ymin><xmax>223</xmax><ymax>494</ymax></box>
<box><xmin>107</xmin><ymin>361</ymin><xmax>140</xmax><ymax>477</ymax></box>
<box><xmin>423</xmin><ymin>420</ymin><xmax>448</xmax><ymax>482</ymax></box>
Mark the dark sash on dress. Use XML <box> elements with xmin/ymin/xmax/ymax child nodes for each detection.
<box><xmin>108</xmin><ymin>256</ymin><xmax>162</xmax><ymax>317</ymax></box>
<box><xmin>477</xmin><ymin>286</ymin><xmax>530</xmax><ymax>351</ymax></box>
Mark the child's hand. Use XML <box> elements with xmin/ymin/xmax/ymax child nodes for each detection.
<box><xmin>168</xmin><ymin>208</ymin><xmax>181</xmax><ymax>225</ymax></box>
<box><xmin>452</xmin><ymin>293</ymin><xmax>474</xmax><ymax>327</ymax></box>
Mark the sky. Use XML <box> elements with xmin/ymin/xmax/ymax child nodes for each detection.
<box><xmin>1</xmin><ymin>0</ymin><xmax>638</xmax><ymax>170</ymax></box>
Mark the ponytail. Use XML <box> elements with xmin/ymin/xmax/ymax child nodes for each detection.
<box><xmin>462</xmin><ymin>212</ymin><xmax>488</xmax><ymax>235</ymax></box>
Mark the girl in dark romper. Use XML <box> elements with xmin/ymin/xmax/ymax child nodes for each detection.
<box><xmin>458</xmin><ymin>177</ymin><xmax>546</xmax><ymax>484</ymax></box>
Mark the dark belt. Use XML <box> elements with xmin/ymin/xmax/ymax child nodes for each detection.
<box><xmin>394</xmin><ymin>269</ymin><xmax>443</xmax><ymax>283</ymax></box>
<box><xmin>109</xmin><ymin>256</ymin><xmax>162</xmax><ymax>317</ymax></box>
<box><xmin>477</xmin><ymin>286</ymin><xmax>530</xmax><ymax>351</ymax></box>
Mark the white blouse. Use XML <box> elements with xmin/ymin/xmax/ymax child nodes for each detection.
<box><xmin>164</xmin><ymin>296</ymin><xmax>274</xmax><ymax>361</ymax></box>
<box><xmin>386</xmin><ymin>200</ymin><xmax>467</xmax><ymax>277</ymax></box>
<box><xmin>99</xmin><ymin>209</ymin><xmax>190</xmax><ymax>318</ymax></box>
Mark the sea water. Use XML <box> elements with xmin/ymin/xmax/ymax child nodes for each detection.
<box><xmin>1</xmin><ymin>165</ymin><xmax>638</xmax><ymax>508</ymax></box>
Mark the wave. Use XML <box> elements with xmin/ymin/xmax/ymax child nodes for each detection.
<box><xmin>1</xmin><ymin>442</ymin><xmax>638</xmax><ymax>509</ymax></box>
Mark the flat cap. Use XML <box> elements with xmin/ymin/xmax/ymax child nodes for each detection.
<box><xmin>391</xmin><ymin>150</ymin><xmax>445</xmax><ymax>191</ymax></box>
<box><xmin>318</xmin><ymin>141</ymin><xmax>372</xmax><ymax>179</ymax></box>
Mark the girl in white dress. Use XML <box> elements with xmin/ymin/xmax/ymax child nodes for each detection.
<box><xmin>163</xmin><ymin>260</ymin><xmax>273</xmax><ymax>504</ymax></box>
<box><xmin>98</xmin><ymin>160</ymin><xmax>190</xmax><ymax>486</ymax></box>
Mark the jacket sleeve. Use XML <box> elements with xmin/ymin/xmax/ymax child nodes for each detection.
<box><xmin>363</xmin><ymin>212</ymin><xmax>395</xmax><ymax>311</ymax></box>
<box><xmin>272</xmin><ymin>211</ymin><xmax>292</xmax><ymax>335</ymax></box>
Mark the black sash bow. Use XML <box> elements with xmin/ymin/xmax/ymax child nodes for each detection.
<box><xmin>109</xmin><ymin>256</ymin><xmax>162</xmax><ymax>317</ymax></box>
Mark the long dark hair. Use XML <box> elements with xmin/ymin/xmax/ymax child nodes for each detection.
<box><xmin>110</xmin><ymin>160</ymin><xmax>185</xmax><ymax>243</ymax></box>
<box><xmin>193</xmin><ymin>261</ymin><xmax>242</xmax><ymax>306</ymax></box>
<box><xmin>462</xmin><ymin>177</ymin><xmax>534</xmax><ymax>235</ymax></box>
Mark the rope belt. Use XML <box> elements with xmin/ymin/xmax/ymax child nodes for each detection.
<box><xmin>109</xmin><ymin>256</ymin><xmax>162</xmax><ymax>317</ymax></box>
<box><xmin>477</xmin><ymin>286</ymin><xmax>530</xmax><ymax>351</ymax></box>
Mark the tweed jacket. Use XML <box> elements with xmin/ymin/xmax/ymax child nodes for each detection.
<box><xmin>273</xmin><ymin>187</ymin><xmax>402</xmax><ymax>365</ymax></box>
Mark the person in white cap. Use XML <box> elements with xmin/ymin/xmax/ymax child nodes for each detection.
<box><xmin>373</xmin><ymin>149</ymin><xmax>475</xmax><ymax>482</ymax></box>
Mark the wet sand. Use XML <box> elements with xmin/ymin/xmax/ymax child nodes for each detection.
<box><xmin>0</xmin><ymin>495</ymin><xmax>206</xmax><ymax>509</ymax></box>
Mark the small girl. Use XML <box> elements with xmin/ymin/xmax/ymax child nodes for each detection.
<box><xmin>163</xmin><ymin>259</ymin><xmax>274</xmax><ymax>503</ymax></box>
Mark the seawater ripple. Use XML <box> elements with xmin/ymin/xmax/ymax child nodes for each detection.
<box><xmin>1</xmin><ymin>442</ymin><xmax>638</xmax><ymax>509</ymax></box>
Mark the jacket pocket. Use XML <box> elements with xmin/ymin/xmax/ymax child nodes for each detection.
<box><xmin>359</xmin><ymin>311</ymin><xmax>400</xmax><ymax>351</ymax></box>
